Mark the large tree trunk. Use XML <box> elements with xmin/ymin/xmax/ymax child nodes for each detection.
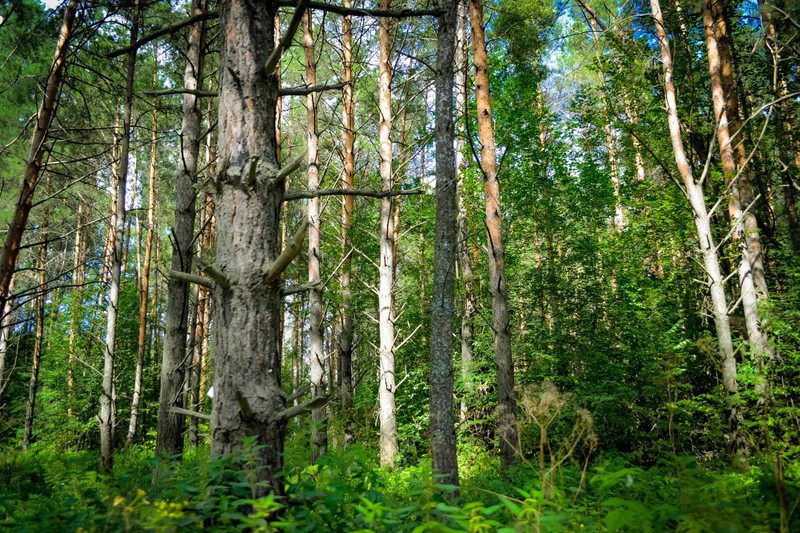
<box><xmin>338</xmin><ymin>1</ymin><xmax>355</xmax><ymax>449</ymax></box>
<box><xmin>377</xmin><ymin>0</ymin><xmax>398</xmax><ymax>467</ymax></box>
<box><xmin>651</xmin><ymin>0</ymin><xmax>745</xmax><ymax>458</ymax></box>
<box><xmin>430</xmin><ymin>0</ymin><xmax>460</xmax><ymax>492</ymax></box>
<box><xmin>303</xmin><ymin>10</ymin><xmax>327</xmax><ymax>461</ymax></box>
<box><xmin>702</xmin><ymin>0</ymin><xmax>773</xmax><ymax>396</ymax></box>
<box><xmin>23</xmin><ymin>176</ymin><xmax>50</xmax><ymax>451</ymax></box>
<box><xmin>101</xmin><ymin>0</ymin><xmax>140</xmax><ymax>472</ymax></box>
<box><xmin>156</xmin><ymin>0</ymin><xmax>207</xmax><ymax>457</ymax></box>
<box><xmin>469</xmin><ymin>0</ymin><xmax>519</xmax><ymax>468</ymax></box>
<box><xmin>127</xmin><ymin>54</ymin><xmax>159</xmax><ymax>446</ymax></box>
<box><xmin>0</xmin><ymin>0</ymin><xmax>77</xmax><ymax>322</ymax></box>
<box><xmin>210</xmin><ymin>0</ymin><xmax>296</xmax><ymax>497</ymax></box>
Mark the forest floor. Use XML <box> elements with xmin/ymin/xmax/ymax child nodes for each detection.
<box><xmin>0</xmin><ymin>436</ymin><xmax>794</xmax><ymax>532</ymax></box>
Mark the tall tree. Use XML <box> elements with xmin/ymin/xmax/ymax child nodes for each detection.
<box><xmin>127</xmin><ymin>49</ymin><xmax>159</xmax><ymax>445</ymax></box>
<box><xmin>208</xmin><ymin>0</ymin><xmax>310</xmax><ymax>497</ymax></box>
<box><xmin>0</xmin><ymin>0</ymin><xmax>77</xmax><ymax>339</ymax></box>
<box><xmin>22</xmin><ymin>174</ymin><xmax>50</xmax><ymax>451</ymax></box>
<box><xmin>304</xmin><ymin>9</ymin><xmax>327</xmax><ymax>461</ymax></box>
<box><xmin>377</xmin><ymin>0</ymin><xmax>398</xmax><ymax>467</ymax></box>
<box><xmin>470</xmin><ymin>0</ymin><xmax>519</xmax><ymax>468</ymax></box>
<box><xmin>101</xmin><ymin>0</ymin><xmax>140</xmax><ymax>471</ymax></box>
<box><xmin>454</xmin><ymin>0</ymin><xmax>474</xmax><ymax>423</ymax></box>
<box><xmin>430</xmin><ymin>0</ymin><xmax>460</xmax><ymax>491</ymax></box>
<box><xmin>338</xmin><ymin>0</ymin><xmax>356</xmax><ymax>448</ymax></box>
<box><xmin>156</xmin><ymin>0</ymin><xmax>207</xmax><ymax>457</ymax></box>
<box><xmin>702</xmin><ymin>0</ymin><xmax>774</xmax><ymax>390</ymax></box>
<box><xmin>650</xmin><ymin>0</ymin><xmax>745</xmax><ymax>458</ymax></box>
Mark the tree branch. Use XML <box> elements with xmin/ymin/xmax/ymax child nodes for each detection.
<box><xmin>284</xmin><ymin>187</ymin><xmax>422</xmax><ymax>201</ymax></box>
<box><xmin>169</xmin><ymin>270</ymin><xmax>214</xmax><ymax>289</ymax></box>
<box><xmin>276</xmin><ymin>395</ymin><xmax>328</xmax><ymax>422</ymax></box>
<box><xmin>279</xmin><ymin>82</ymin><xmax>348</xmax><ymax>96</ymax></box>
<box><xmin>265</xmin><ymin>0</ymin><xmax>309</xmax><ymax>75</ymax></box>
<box><xmin>278</xmin><ymin>0</ymin><xmax>444</xmax><ymax>18</ymax></box>
<box><xmin>169</xmin><ymin>406</ymin><xmax>211</xmax><ymax>421</ymax></box>
<box><xmin>143</xmin><ymin>88</ymin><xmax>218</xmax><ymax>97</ymax></box>
<box><xmin>265</xmin><ymin>220</ymin><xmax>307</xmax><ymax>283</ymax></box>
<box><xmin>107</xmin><ymin>11</ymin><xmax>218</xmax><ymax>58</ymax></box>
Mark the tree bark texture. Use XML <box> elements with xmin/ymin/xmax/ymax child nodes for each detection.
<box><xmin>0</xmin><ymin>0</ymin><xmax>77</xmax><ymax>323</ymax></box>
<box><xmin>101</xmin><ymin>0</ymin><xmax>140</xmax><ymax>471</ymax></box>
<box><xmin>470</xmin><ymin>0</ymin><xmax>518</xmax><ymax>468</ymax></box>
<box><xmin>156</xmin><ymin>0</ymin><xmax>206</xmax><ymax>457</ymax></box>
<box><xmin>304</xmin><ymin>10</ymin><xmax>327</xmax><ymax>461</ymax></box>
<box><xmin>651</xmin><ymin>0</ymin><xmax>745</xmax><ymax>457</ymax></box>
<box><xmin>210</xmin><ymin>0</ymin><xmax>288</xmax><ymax>497</ymax></box>
<box><xmin>430</xmin><ymin>0</ymin><xmax>460</xmax><ymax>491</ymax></box>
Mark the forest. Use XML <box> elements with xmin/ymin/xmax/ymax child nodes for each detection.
<box><xmin>0</xmin><ymin>0</ymin><xmax>798</xmax><ymax>530</ymax></box>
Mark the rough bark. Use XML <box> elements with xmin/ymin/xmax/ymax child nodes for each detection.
<box><xmin>702</xmin><ymin>0</ymin><xmax>773</xmax><ymax>396</ymax></box>
<box><xmin>337</xmin><ymin>0</ymin><xmax>355</xmax><ymax>449</ymax></box>
<box><xmin>470</xmin><ymin>0</ymin><xmax>518</xmax><ymax>468</ymax></box>
<box><xmin>377</xmin><ymin>0</ymin><xmax>397</xmax><ymax>467</ymax></box>
<box><xmin>210</xmin><ymin>0</ymin><xmax>291</xmax><ymax>497</ymax></box>
<box><xmin>23</xmin><ymin>176</ymin><xmax>50</xmax><ymax>451</ymax></box>
<box><xmin>304</xmin><ymin>10</ymin><xmax>327</xmax><ymax>461</ymax></box>
<box><xmin>651</xmin><ymin>0</ymin><xmax>745</xmax><ymax>457</ymax></box>
<box><xmin>430</xmin><ymin>0</ymin><xmax>460</xmax><ymax>491</ymax></box>
<box><xmin>156</xmin><ymin>0</ymin><xmax>206</xmax><ymax>457</ymax></box>
<box><xmin>100</xmin><ymin>0</ymin><xmax>140</xmax><ymax>472</ymax></box>
<box><xmin>0</xmin><ymin>0</ymin><xmax>77</xmax><ymax>322</ymax></box>
<box><xmin>127</xmin><ymin>54</ymin><xmax>158</xmax><ymax>446</ymax></box>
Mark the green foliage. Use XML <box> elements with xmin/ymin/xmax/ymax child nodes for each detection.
<box><xmin>1</xmin><ymin>441</ymin><xmax>794</xmax><ymax>531</ymax></box>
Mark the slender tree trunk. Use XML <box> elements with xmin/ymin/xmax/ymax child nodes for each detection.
<box><xmin>470</xmin><ymin>0</ymin><xmax>518</xmax><ymax>468</ymax></box>
<box><xmin>454</xmin><ymin>0</ymin><xmax>473</xmax><ymax>423</ymax></box>
<box><xmin>338</xmin><ymin>1</ymin><xmax>355</xmax><ymax>449</ymax></box>
<box><xmin>703</xmin><ymin>0</ymin><xmax>773</xmax><ymax>395</ymax></box>
<box><xmin>127</xmin><ymin>52</ymin><xmax>159</xmax><ymax>446</ymax></box>
<box><xmin>430</xmin><ymin>0</ymin><xmax>460</xmax><ymax>492</ymax></box>
<box><xmin>101</xmin><ymin>0</ymin><xmax>140</xmax><ymax>472</ymax></box>
<box><xmin>210</xmin><ymin>0</ymin><xmax>292</xmax><ymax>497</ymax></box>
<box><xmin>199</xmin><ymin>104</ymin><xmax>217</xmax><ymax>403</ymax></box>
<box><xmin>188</xmin><ymin>192</ymin><xmax>214</xmax><ymax>446</ymax></box>
<box><xmin>303</xmin><ymin>10</ymin><xmax>327</xmax><ymax>461</ymax></box>
<box><xmin>651</xmin><ymin>0</ymin><xmax>745</xmax><ymax>458</ymax></box>
<box><xmin>67</xmin><ymin>202</ymin><xmax>86</xmax><ymax>419</ymax></box>
<box><xmin>23</xmin><ymin>175</ymin><xmax>50</xmax><ymax>451</ymax></box>
<box><xmin>156</xmin><ymin>0</ymin><xmax>206</xmax><ymax>457</ymax></box>
<box><xmin>377</xmin><ymin>0</ymin><xmax>398</xmax><ymax>467</ymax></box>
<box><xmin>0</xmin><ymin>278</ymin><xmax>14</xmax><ymax>406</ymax></box>
<box><xmin>0</xmin><ymin>0</ymin><xmax>77</xmax><ymax>320</ymax></box>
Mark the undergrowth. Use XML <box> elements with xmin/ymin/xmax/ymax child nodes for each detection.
<box><xmin>0</xmin><ymin>441</ymin><xmax>794</xmax><ymax>532</ymax></box>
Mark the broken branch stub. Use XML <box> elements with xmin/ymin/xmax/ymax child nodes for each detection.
<box><xmin>265</xmin><ymin>219</ymin><xmax>307</xmax><ymax>284</ymax></box>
